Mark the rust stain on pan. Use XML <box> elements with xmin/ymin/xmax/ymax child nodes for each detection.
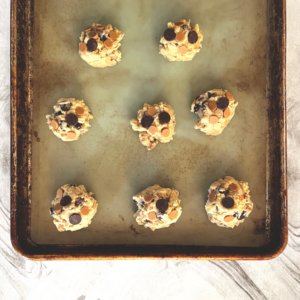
<box><xmin>10</xmin><ymin>0</ymin><xmax>287</xmax><ymax>260</ymax></box>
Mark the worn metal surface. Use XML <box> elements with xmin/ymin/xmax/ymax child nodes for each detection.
<box><xmin>11</xmin><ymin>0</ymin><xmax>287</xmax><ymax>260</ymax></box>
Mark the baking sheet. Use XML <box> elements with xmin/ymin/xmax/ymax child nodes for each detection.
<box><xmin>31</xmin><ymin>0</ymin><xmax>267</xmax><ymax>246</ymax></box>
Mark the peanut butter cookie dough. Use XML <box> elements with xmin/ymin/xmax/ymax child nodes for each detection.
<box><xmin>159</xmin><ymin>19</ymin><xmax>203</xmax><ymax>62</ymax></box>
<box><xmin>133</xmin><ymin>185</ymin><xmax>182</xmax><ymax>231</ymax></box>
<box><xmin>191</xmin><ymin>89</ymin><xmax>238</xmax><ymax>136</ymax></box>
<box><xmin>130</xmin><ymin>102</ymin><xmax>176</xmax><ymax>150</ymax></box>
<box><xmin>50</xmin><ymin>184</ymin><xmax>98</xmax><ymax>232</ymax></box>
<box><xmin>79</xmin><ymin>23</ymin><xmax>124</xmax><ymax>68</ymax></box>
<box><xmin>205</xmin><ymin>176</ymin><xmax>254</xmax><ymax>228</ymax></box>
<box><xmin>46</xmin><ymin>98</ymin><xmax>93</xmax><ymax>142</ymax></box>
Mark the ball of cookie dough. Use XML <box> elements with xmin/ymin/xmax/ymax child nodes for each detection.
<box><xmin>205</xmin><ymin>176</ymin><xmax>254</xmax><ymax>228</ymax></box>
<box><xmin>46</xmin><ymin>98</ymin><xmax>93</xmax><ymax>142</ymax></box>
<box><xmin>130</xmin><ymin>102</ymin><xmax>176</xmax><ymax>150</ymax></box>
<box><xmin>79</xmin><ymin>23</ymin><xmax>124</xmax><ymax>68</ymax></box>
<box><xmin>191</xmin><ymin>89</ymin><xmax>238</xmax><ymax>136</ymax></box>
<box><xmin>159</xmin><ymin>19</ymin><xmax>203</xmax><ymax>62</ymax></box>
<box><xmin>133</xmin><ymin>185</ymin><xmax>182</xmax><ymax>231</ymax></box>
<box><xmin>50</xmin><ymin>184</ymin><xmax>98</xmax><ymax>232</ymax></box>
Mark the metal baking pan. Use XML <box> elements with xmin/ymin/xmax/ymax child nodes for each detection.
<box><xmin>11</xmin><ymin>0</ymin><xmax>287</xmax><ymax>260</ymax></box>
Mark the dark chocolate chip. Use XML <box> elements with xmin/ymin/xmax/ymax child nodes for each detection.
<box><xmin>217</xmin><ymin>97</ymin><xmax>229</xmax><ymax>109</ymax></box>
<box><xmin>222</xmin><ymin>197</ymin><xmax>235</xmax><ymax>209</ymax></box>
<box><xmin>75</xmin><ymin>197</ymin><xmax>85</xmax><ymax>207</ymax></box>
<box><xmin>100</xmin><ymin>35</ymin><xmax>107</xmax><ymax>42</ymax></box>
<box><xmin>145</xmin><ymin>219</ymin><xmax>150</xmax><ymax>223</ymax></box>
<box><xmin>194</xmin><ymin>103</ymin><xmax>201</xmax><ymax>113</ymax></box>
<box><xmin>66</xmin><ymin>113</ymin><xmax>78</xmax><ymax>126</ymax></box>
<box><xmin>188</xmin><ymin>31</ymin><xmax>198</xmax><ymax>44</ymax></box>
<box><xmin>208</xmin><ymin>92</ymin><xmax>216</xmax><ymax>99</ymax></box>
<box><xmin>86</xmin><ymin>39</ymin><xmax>98</xmax><ymax>52</ymax></box>
<box><xmin>159</xmin><ymin>112</ymin><xmax>171</xmax><ymax>124</ymax></box>
<box><xmin>194</xmin><ymin>100</ymin><xmax>208</xmax><ymax>113</ymax></box>
<box><xmin>141</xmin><ymin>115</ymin><xmax>154</xmax><ymax>128</ymax></box>
<box><xmin>60</xmin><ymin>195</ymin><xmax>72</xmax><ymax>207</ymax></box>
<box><xmin>239</xmin><ymin>211</ymin><xmax>246</xmax><ymax>220</ymax></box>
<box><xmin>75</xmin><ymin>123</ymin><xmax>82</xmax><ymax>130</ymax></box>
<box><xmin>69</xmin><ymin>213</ymin><xmax>82</xmax><ymax>225</ymax></box>
<box><xmin>60</xmin><ymin>103</ymin><xmax>72</xmax><ymax>111</ymax></box>
<box><xmin>50</xmin><ymin>207</ymin><xmax>54</xmax><ymax>215</ymax></box>
<box><xmin>54</xmin><ymin>111</ymin><xmax>64</xmax><ymax>117</ymax></box>
<box><xmin>156</xmin><ymin>199</ymin><xmax>169</xmax><ymax>213</ymax></box>
<box><xmin>164</xmin><ymin>28</ymin><xmax>176</xmax><ymax>41</ymax></box>
<box><xmin>175</xmin><ymin>43</ymin><xmax>178</xmax><ymax>46</ymax></box>
<box><xmin>234</xmin><ymin>210</ymin><xmax>246</xmax><ymax>220</ymax></box>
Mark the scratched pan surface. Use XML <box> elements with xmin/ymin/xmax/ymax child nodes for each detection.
<box><xmin>30</xmin><ymin>0</ymin><xmax>267</xmax><ymax>247</ymax></box>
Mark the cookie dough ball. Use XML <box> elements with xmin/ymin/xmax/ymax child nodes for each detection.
<box><xmin>191</xmin><ymin>89</ymin><xmax>238</xmax><ymax>136</ymax></box>
<box><xmin>159</xmin><ymin>19</ymin><xmax>203</xmax><ymax>62</ymax></box>
<box><xmin>50</xmin><ymin>184</ymin><xmax>98</xmax><ymax>232</ymax></box>
<box><xmin>205</xmin><ymin>176</ymin><xmax>254</xmax><ymax>228</ymax></box>
<box><xmin>46</xmin><ymin>98</ymin><xmax>93</xmax><ymax>142</ymax></box>
<box><xmin>79</xmin><ymin>23</ymin><xmax>124</xmax><ymax>68</ymax></box>
<box><xmin>130</xmin><ymin>102</ymin><xmax>176</xmax><ymax>150</ymax></box>
<box><xmin>133</xmin><ymin>185</ymin><xmax>182</xmax><ymax>231</ymax></box>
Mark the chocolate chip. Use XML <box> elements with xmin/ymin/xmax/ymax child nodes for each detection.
<box><xmin>194</xmin><ymin>101</ymin><xmax>208</xmax><ymax>113</ymax></box>
<box><xmin>54</xmin><ymin>111</ymin><xmax>64</xmax><ymax>117</ymax></box>
<box><xmin>239</xmin><ymin>211</ymin><xmax>246</xmax><ymax>220</ymax></box>
<box><xmin>164</xmin><ymin>28</ymin><xmax>176</xmax><ymax>41</ymax></box>
<box><xmin>75</xmin><ymin>197</ymin><xmax>85</xmax><ymax>207</ymax></box>
<box><xmin>159</xmin><ymin>112</ymin><xmax>171</xmax><ymax>124</ymax></box>
<box><xmin>188</xmin><ymin>31</ymin><xmax>198</xmax><ymax>44</ymax></box>
<box><xmin>66</xmin><ymin>113</ymin><xmax>78</xmax><ymax>126</ymax></box>
<box><xmin>194</xmin><ymin>103</ymin><xmax>201</xmax><ymax>113</ymax></box>
<box><xmin>222</xmin><ymin>197</ymin><xmax>235</xmax><ymax>209</ymax></box>
<box><xmin>75</xmin><ymin>123</ymin><xmax>82</xmax><ymax>130</ymax></box>
<box><xmin>60</xmin><ymin>195</ymin><xmax>72</xmax><ymax>207</ymax></box>
<box><xmin>60</xmin><ymin>103</ymin><xmax>72</xmax><ymax>111</ymax></box>
<box><xmin>156</xmin><ymin>199</ymin><xmax>169</xmax><ymax>213</ymax></box>
<box><xmin>234</xmin><ymin>210</ymin><xmax>246</xmax><ymax>220</ymax></box>
<box><xmin>86</xmin><ymin>39</ymin><xmax>98</xmax><ymax>52</ymax></box>
<box><xmin>100</xmin><ymin>35</ymin><xmax>107</xmax><ymax>42</ymax></box>
<box><xmin>69</xmin><ymin>213</ymin><xmax>82</xmax><ymax>225</ymax></box>
<box><xmin>208</xmin><ymin>92</ymin><xmax>216</xmax><ymax>99</ymax></box>
<box><xmin>141</xmin><ymin>115</ymin><xmax>154</xmax><ymax>128</ymax></box>
<box><xmin>50</xmin><ymin>207</ymin><xmax>54</xmax><ymax>215</ymax></box>
<box><xmin>217</xmin><ymin>97</ymin><xmax>229</xmax><ymax>109</ymax></box>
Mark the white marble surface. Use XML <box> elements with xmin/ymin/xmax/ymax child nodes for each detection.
<box><xmin>1</xmin><ymin>0</ymin><xmax>299</xmax><ymax>299</ymax></box>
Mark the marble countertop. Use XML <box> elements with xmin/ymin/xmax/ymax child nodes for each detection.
<box><xmin>1</xmin><ymin>0</ymin><xmax>299</xmax><ymax>299</ymax></box>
